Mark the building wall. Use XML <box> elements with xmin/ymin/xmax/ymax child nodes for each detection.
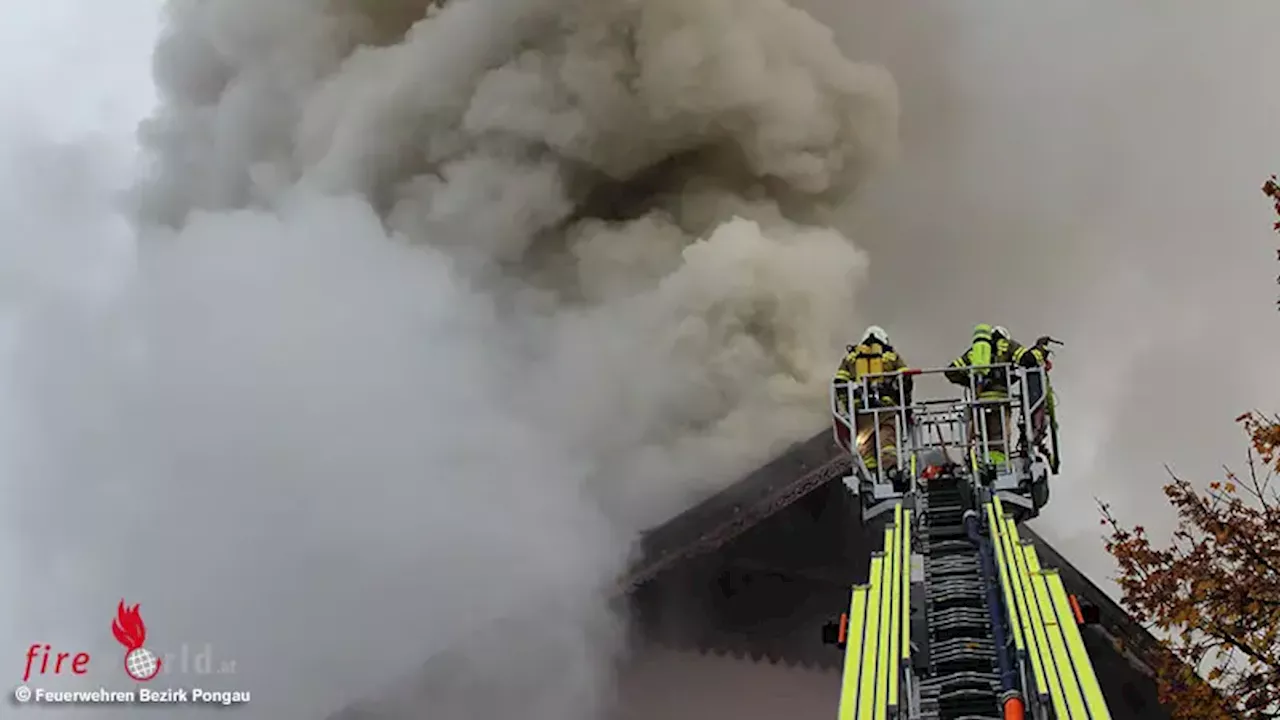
<box><xmin>612</xmin><ymin>645</ymin><xmax>840</xmax><ymax>720</ymax></box>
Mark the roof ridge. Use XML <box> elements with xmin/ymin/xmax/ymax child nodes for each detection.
<box><xmin>616</xmin><ymin>431</ymin><xmax>849</xmax><ymax>594</ymax></box>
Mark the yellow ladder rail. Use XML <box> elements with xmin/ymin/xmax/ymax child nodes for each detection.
<box><xmin>991</xmin><ymin>499</ymin><xmax>1113</xmax><ymax>720</ymax></box>
<box><xmin>1044</xmin><ymin>570</ymin><xmax>1111</xmax><ymax>719</ymax></box>
<box><xmin>837</xmin><ymin>503</ymin><xmax>910</xmax><ymax>720</ymax></box>
<box><xmin>991</xmin><ymin>499</ymin><xmax>1048</xmax><ymax>699</ymax></box>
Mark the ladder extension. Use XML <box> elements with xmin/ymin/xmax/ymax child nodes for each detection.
<box><xmin>828</xmin><ymin>363</ymin><xmax>1112</xmax><ymax>719</ymax></box>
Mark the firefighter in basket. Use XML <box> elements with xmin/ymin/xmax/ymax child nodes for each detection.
<box><xmin>945</xmin><ymin>323</ymin><xmax>1057</xmax><ymax>469</ymax></box>
<box><xmin>833</xmin><ymin>326</ymin><xmax>913</xmax><ymax>489</ymax></box>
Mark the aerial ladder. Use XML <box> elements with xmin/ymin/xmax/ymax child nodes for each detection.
<box><xmin>825</xmin><ymin>361</ymin><xmax>1111</xmax><ymax>720</ymax></box>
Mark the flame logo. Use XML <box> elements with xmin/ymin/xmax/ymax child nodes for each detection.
<box><xmin>112</xmin><ymin>599</ymin><xmax>162</xmax><ymax>681</ymax></box>
<box><xmin>112</xmin><ymin>601</ymin><xmax>148</xmax><ymax>650</ymax></box>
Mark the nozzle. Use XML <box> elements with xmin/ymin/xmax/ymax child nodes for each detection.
<box><xmin>1035</xmin><ymin>335</ymin><xmax>1064</xmax><ymax>348</ymax></box>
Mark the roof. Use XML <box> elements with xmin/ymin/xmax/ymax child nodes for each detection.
<box><xmin>326</xmin><ymin>430</ymin><xmax>1174</xmax><ymax>719</ymax></box>
<box><xmin>622</xmin><ymin>430</ymin><xmax>1174</xmax><ymax>718</ymax></box>
<box><xmin>622</xmin><ymin>430</ymin><xmax>1158</xmax><ymax>646</ymax></box>
<box><xmin>618</xmin><ymin>431</ymin><xmax>856</xmax><ymax>594</ymax></box>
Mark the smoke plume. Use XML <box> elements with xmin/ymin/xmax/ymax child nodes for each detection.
<box><xmin>2</xmin><ymin>0</ymin><xmax>897</xmax><ymax>717</ymax></box>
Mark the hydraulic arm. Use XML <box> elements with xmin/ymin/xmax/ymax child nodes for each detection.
<box><xmin>828</xmin><ymin>364</ymin><xmax>1111</xmax><ymax>720</ymax></box>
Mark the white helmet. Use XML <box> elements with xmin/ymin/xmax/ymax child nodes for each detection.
<box><xmin>993</xmin><ymin>325</ymin><xmax>1010</xmax><ymax>340</ymax></box>
<box><xmin>860</xmin><ymin>325</ymin><xmax>889</xmax><ymax>345</ymax></box>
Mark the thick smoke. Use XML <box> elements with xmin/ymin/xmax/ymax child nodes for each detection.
<box><xmin>2</xmin><ymin>0</ymin><xmax>897</xmax><ymax>718</ymax></box>
<box><xmin>133</xmin><ymin>0</ymin><xmax>898</xmax><ymax>525</ymax></box>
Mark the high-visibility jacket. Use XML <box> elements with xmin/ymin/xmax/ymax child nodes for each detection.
<box><xmin>834</xmin><ymin>342</ymin><xmax>910</xmax><ymax>406</ymax></box>
<box><xmin>945</xmin><ymin>325</ymin><xmax>1044</xmax><ymax>399</ymax></box>
<box><xmin>1013</xmin><ymin>344</ymin><xmax>1047</xmax><ymax>368</ymax></box>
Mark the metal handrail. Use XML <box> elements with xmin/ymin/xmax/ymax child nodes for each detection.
<box><xmin>831</xmin><ymin>364</ymin><xmax>1056</xmax><ymax>488</ymax></box>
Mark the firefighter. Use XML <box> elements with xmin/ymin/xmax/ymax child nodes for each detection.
<box><xmin>833</xmin><ymin>326</ymin><xmax>913</xmax><ymax>488</ymax></box>
<box><xmin>945</xmin><ymin>324</ymin><xmax>1050</xmax><ymax>467</ymax></box>
<box><xmin>1009</xmin><ymin>328</ymin><xmax>1054</xmax><ymax>442</ymax></box>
